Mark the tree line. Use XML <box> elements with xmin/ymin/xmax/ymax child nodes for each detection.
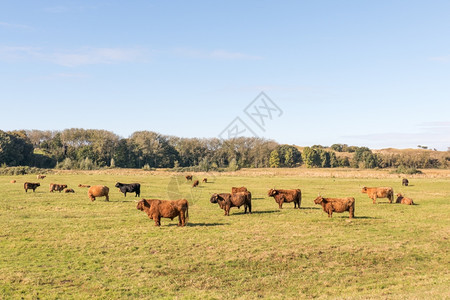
<box><xmin>0</xmin><ymin>129</ymin><xmax>448</xmax><ymax>170</ymax></box>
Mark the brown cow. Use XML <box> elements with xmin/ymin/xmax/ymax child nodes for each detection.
<box><xmin>268</xmin><ymin>189</ymin><xmax>302</xmax><ymax>209</ymax></box>
<box><xmin>137</xmin><ymin>198</ymin><xmax>189</xmax><ymax>226</ymax></box>
<box><xmin>185</xmin><ymin>175</ymin><xmax>193</xmax><ymax>181</ymax></box>
<box><xmin>24</xmin><ymin>182</ymin><xmax>40</xmax><ymax>192</ymax></box>
<box><xmin>10</xmin><ymin>180</ymin><xmax>16</xmax><ymax>183</ymax></box>
<box><xmin>37</xmin><ymin>174</ymin><xmax>46</xmax><ymax>180</ymax></box>
<box><xmin>402</xmin><ymin>178</ymin><xmax>409</xmax><ymax>186</ymax></box>
<box><xmin>210</xmin><ymin>192</ymin><xmax>252</xmax><ymax>216</ymax></box>
<box><xmin>78</xmin><ymin>184</ymin><xmax>91</xmax><ymax>188</ymax></box>
<box><xmin>49</xmin><ymin>183</ymin><xmax>68</xmax><ymax>193</ymax></box>
<box><xmin>192</xmin><ymin>180</ymin><xmax>199</xmax><ymax>188</ymax></box>
<box><xmin>88</xmin><ymin>185</ymin><xmax>109</xmax><ymax>202</ymax></box>
<box><xmin>64</xmin><ymin>188</ymin><xmax>75</xmax><ymax>193</ymax></box>
<box><xmin>314</xmin><ymin>196</ymin><xmax>355</xmax><ymax>219</ymax></box>
<box><xmin>202</xmin><ymin>178</ymin><xmax>207</xmax><ymax>183</ymax></box>
<box><xmin>231</xmin><ymin>186</ymin><xmax>247</xmax><ymax>194</ymax></box>
<box><xmin>361</xmin><ymin>187</ymin><xmax>394</xmax><ymax>204</ymax></box>
<box><xmin>396</xmin><ymin>193</ymin><xmax>414</xmax><ymax>205</ymax></box>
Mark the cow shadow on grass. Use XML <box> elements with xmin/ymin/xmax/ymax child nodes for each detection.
<box><xmin>232</xmin><ymin>210</ymin><xmax>280</xmax><ymax>215</ymax></box>
<box><xmin>300</xmin><ymin>207</ymin><xmax>320</xmax><ymax>210</ymax></box>
<box><xmin>337</xmin><ymin>216</ymin><xmax>379</xmax><ymax>219</ymax></box>
<box><xmin>167</xmin><ymin>222</ymin><xmax>228</xmax><ymax>227</ymax></box>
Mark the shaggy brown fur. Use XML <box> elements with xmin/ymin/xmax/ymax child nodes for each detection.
<box><xmin>49</xmin><ymin>183</ymin><xmax>68</xmax><ymax>193</ymax></box>
<box><xmin>210</xmin><ymin>192</ymin><xmax>252</xmax><ymax>216</ymax></box>
<box><xmin>88</xmin><ymin>185</ymin><xmax>109</xmax><ymax>202</ymax></box>
<box><xmin>314</xmin><ymin>196</ymin><xmax>355</xmax><ymax>219</ymax></box>
<box><xmin>192</xmin><ymin>180</ymin><xmax>199</xmax><ymax>187</ymax></box>
<box><xmin>202</xmin><ymin>178</ymin><xmax>207</xmax><ymax>183</ymax></box>
<box><xmin>396</xmin><ymin>193</ymin><xmax>414</xmax><ymax>205</ymax></box>
<box><xmin>185</xmin><ymin>175</ymin><xmax>193</xmax><ymax>181</ymax></box>
<box><xmin>137</xmin><ymin>198</ymin><xmax>189</xmax><ymax>226</ymax></box>
<box><xmin>24</xmin><ymin>182</ymin><xmax>40</xmax><ymax>192</ymax></box>
<box><xmin>268</xmin><ymin>189</ymin><xmax>302</xmax><ymax>209</ymax></box>
<box><xmin>402</xmin><ymin>178</ymin><xmax>409</xmax><ymax>186</ymax></box>
<box><xmin>361</xmin><ymin>187</ymin><xmax>393</xmax><ymax>204</ymax></box>
<box><xmin>65</xmin><ymin>188</ymin><xmax>75</xmax><ymax>193</ymax></box>
<box><xmin>10</xmin><ymin>180</ymin><xmax>16</xmax><ymax>183</ymax></box>
<box><xmin>37</xmin><ymin>175</ymin><xmax>46</xmax><ymax>180</ymax></box>
<box><xmin>78</xmin><ymin>184</ymin><xmax>91</xmax><ymax>188</ymax></box>
<box><xmin>231</xmin><ymin>186</ymin><xmax>247</xmax><ymax>194</ymax></box>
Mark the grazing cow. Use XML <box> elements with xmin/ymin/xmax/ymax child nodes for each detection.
<box><xmin>192</xmin><ymin>180</ymin><xmax>199</xmax><ymax>188</ymax></box>
<box><xmin>361</xmin><ymin>187</ymin><xmax>394</xmax><ymax>204</ymax></box>
<box><xmin>231</xmin><ymin>186</ymin><xmax>247</xmax><ymax>194</ymax></box>
<box><xmin>64</xmin><ymin>188</ymin><xmax>75</xmax><ymax>193</ymax></box>
<box><xmin>24</xmin><ymin>182</ymin><xmax>40</xmax><ymax>192</ymax></box>
<box><xmin>185</xmin><ymin>175</ymin><xmax>193</xmax><ymax>181</ymax></box>
<box><xmin>10</xmin><ymin>180</ymin><xmax>16</xmax><ymax>183</ymax></box>
<box><xmin>88</xmin><ymin>185</ymin><xmax>110</xmax><ymax>202</ymax></box>
<box><xmin>49</xmin><ymin>183</ymin><xmax>68</xmax><ymax>193</ymax></box>
<box><xmin>202</xmin><ymin>178</ymin><xmax>207</xmax><ymax>183</ymax></box>
<box><xmin>402</xmin><ymin>178</ymin><xmax>409</xmax><ymax>186</ymax></box>
<box><xmin>210</xmin><ymin>192</ymin><xmax>252</xmax><ymax>216</ymax></box>
<box><xmin>396</xmin><ymin>193</ymin><xmax>414</xmax><ymax>205</ymax></box>
<box><xmin>137</xmin><ymin>198</ymin><xmax>189</xmax><ymax>227</ymax></box>
<box><xmin>78</xmin><ymin>184</ymin><xmax>91</xmax><ymax>188</ymax></box>
<box><xmin>115</xmin><ymin>182</ymin><xmax>141</xmax><ymax>197</ymax></box>
<box><xmin>268</xmin><ymin>189</ymin><xmax>302</xmax><ymax>209</ymax></box>
<box><xmin>314</xmin><ymin>196</ymin><xmax>355</xmax><ymax>219</ymax></box>
<box><xmin>36</xmin><ymin>175</ymin><xmax>46</xmax><ymax>180</ymax></box>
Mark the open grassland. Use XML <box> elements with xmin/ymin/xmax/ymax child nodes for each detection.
<box><xmin>1</xmin><ymin>168</ymin><xmax>449</xmax><ymax>299</ymax></box>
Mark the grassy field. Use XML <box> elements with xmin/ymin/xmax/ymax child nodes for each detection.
<box><xmin>1</xmin><ymin>168</ymin><xmax>449</xmax><ymax>299</ymax></box>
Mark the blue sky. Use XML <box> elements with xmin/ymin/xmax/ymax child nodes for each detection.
<box><xmin>1</xmin><ymin>0</ymin><xmax>449</xmax><ymax>150</ymax></box>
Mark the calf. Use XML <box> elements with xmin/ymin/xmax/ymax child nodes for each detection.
<box><xmin>268</xmin><ymin>189</ymin><xmax>302</xmax><ymax>209</ymax></box>
<box><xmin>88</xmin><ymin>185</ymin><xmax>109</xmax><ymax>202</ymax></box>
<box><xmin>65</xmin><ymin>188</ymin><xmax>75</xmax><ymax>193</ymax></box>
<box><xmin>10</xmin><ymin>180</ymin><xmax>16</xmax><ymax>183</ymax></box>
<box><xmin>210</xmin><ymin>192</ymin><xmax>252</xmax><ymax>216</ymax></box>
<box><xmin>192</xmin><ymin>180</ymin><xmax>199</xmax><ymax>188</ymax></box>
<box><xmin>396</xmin><ymin>193</ymin><xmax>414</xmax><ymax>205</ymax></box>
<box><xmin>37</xmin><ymin>174</ymin><xmax>46</xmax><ymax>180</ymax></box>
<box><xmin>185</xmin><ymin>175</ymin><xmax>193</xmax><ymax>181</ymax></box>
<box><xmin>402</xmin><ymin>178</ymin><xmax>409</xmax><ymax>186</ymax></box>
<box><xmin>202</xmin><ymin>178</ymin><xmax>207</xmax><ymax>183</ymax></box>
<box><xmin>49</xmin><ymin>183</ymin><xmax>67</xmax><ymax>193</ymax></box>
<box><xmin>115</xmin><ymin>182</ymin><xmax>141</xmax><ymax>197</ymax></box>
<box><xmin>24</xmin><ymin>182</ymin><xmax>40</xmax><ymax>192</ymax></box>
<box><xmin>314</xmin><ymin>196</ymin><xmax>355</xmax><ymax>219</ymax></box>
<box><xmin>137</xmin><ymin>198</ymin><xmax>189</xmax><ymax>227</ymax></box>
<box><xmin>361</xmin><ymin>186</ymin><xmax>394</xmax><ymax>204</ymax></box>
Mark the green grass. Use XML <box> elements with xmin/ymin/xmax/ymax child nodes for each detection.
<box><xmin>1</xmin><ymin>169</ymin><xmax>449</xmax><ymax>299</ymax></box>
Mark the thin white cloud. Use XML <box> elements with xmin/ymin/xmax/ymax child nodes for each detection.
<box><xmin>429</xmin><ymin>55</ymin><xmax>450</xmax><ymax>63</ymax></box>
<box><xmin>0</xmin><ymin>22</ymin><xmax>33</xmax><ymax>30</ymax></box>
<box><xmin>0</xmin><ymin>46</ymin><xmax>149</xmax><ymax>67</ymax></box>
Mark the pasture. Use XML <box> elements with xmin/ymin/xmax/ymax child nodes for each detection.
<box><xmin>1</xmin><ymin>168</ymin><xmax>449</xmax><ymax>299</ymax></box>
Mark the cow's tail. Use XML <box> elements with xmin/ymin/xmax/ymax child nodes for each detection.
<box><xmin>185</xmin><ymin>200</ymin><xmax>189</xmax><ymax>223</ymax></box>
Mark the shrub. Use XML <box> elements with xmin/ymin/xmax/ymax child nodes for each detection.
<box><xmin>390</xmin><ymin>166</ymin><xmax>423</xmax><ymax>175</ymax></box>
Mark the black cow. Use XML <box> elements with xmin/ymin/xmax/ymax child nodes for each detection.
<box><xmin>402</xmin><ymin>178</ymin><xmax>409</xmax><ymax>186</ymax></box>
<box><xmin>24</xmin><ymin>182</ymin><xmax>40</xmax><ymax>193</ymax></box>
<box><xmin>115</xmin><ymin>182</ymin><xmax>141</xmax><ymax>197</ymax></box>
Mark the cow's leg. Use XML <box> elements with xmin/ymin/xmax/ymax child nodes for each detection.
<box><xmin>179</xmin><ymin>213</ymin><xmax>185</xmax><ymax>226</ymax></box>
<box><xmin>248</xmin><ymin>202</ymin><xmax>252</xmax><ymax>214</ymax></box>
<box><xmin>105</xmin><ymin>194</ymin><xmax>109</xmax><ymax>201</ymax></box>
<box><xmin>278</xmin><ymin>201</ymin><xmax>283</xmax><ymax>209</ymax></box>
<box><xmin>349</xmin><ymin>208</ymin><xmax>354</xmax><ymax>219</ymax></box>
<box><xmin>124</xmin><ymin>192</ymin><xmax>127</xmax><ymax>197</ymax></box>
<box><xmin>372</xmin><ymin>196</ymin><xmax>376</xmax><ymax>204</ymax></box>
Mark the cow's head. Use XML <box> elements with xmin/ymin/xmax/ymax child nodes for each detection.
<box><xmin>114</xmin><ymin>182</ymin><xmax>121</xmax><ymax>188</ymax></box>
<box><xmin>267</xmin><ymin>189</ymin><xmax>277</xmax><ymax>197</ymax></box>
<box><xmin>313</xmin><ymin>196</ymin><xmax>323</xmax><ymax>204</ymax></box>
<box><xmin>361</xmin><ymin>187</ymin><xmax>367</xmax><ymax>193</ymax></box>
<box><xmin>136</xmin><ymin>199</ymin><xmax>149</xmax><ymax>211</ymax></box>
<box><xmin>36</xmin><ymin>183</ymin><xmax>40</xmax><ymax>187</ymax></box>
<box><xmin>210</xmin><ymin>193</ymin><xmax>219</xmax><ymax>203</ymax></box>
<box><xmin>62</xmin><ymin>185</ymin><xmax>67</xmax><ymax>189</ymax></box>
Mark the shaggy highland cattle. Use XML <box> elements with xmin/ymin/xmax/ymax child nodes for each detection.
<box><xmin>396</xmin><ymin>193</ymin><xmax>415</xmax><ymax>205</ymax></box>
<box><xmin>64</xmin><ymin>188</ymin><xmax>75</xmax><ymax>193</ymax></box>
<box><xmin>192</xmin><ymin>180</ymin><xmax>199</xmax><ymax>188</ymax></box>
<box><xmin>210</xmin><ymin>192</ymin><xmax>252</xmax><ymax>216</ymax></box>
<box><xmin>361</xmin><ymin>186</ymin><xmax>394</xmax><ymax>204</ymax></box>
<box><xmin>136</xmin><ymin>198</ymin><xmax>189</xmax><ymax>227</ymax></box>
<box><xmin>402</xmin><ymin>178</ymin><xmax>409</xmax><ymax>186</ymax></box>
<box><xmin>37</xmin><ymin>175</ymin><xmax>46</xmax><ymax>180</ymax></box>
<box><xmin>49</xmin><ymin>183</ymin><xmax>67</xmax><ymax>193</ymax></box>
<box><xmin>185</xmin><ymin>175</ymin><xmax>193</xmax><ymax>181</ymax></box>
<box><xmin>10</xmin><ymin>180</ymin><xmax>16</xmax><ymax>183</ymax></box>
<box><xmin>24</xmin><ymin>182</ymin><xmax>40</xmax><ymax>192</ymax></box>
<box><xmin>115</xmin><ymin>182</ymin><xmax>141</xmax><ymax>197</ymax></box>
<box><xmin>268</xmin><ymin>189</ymin><xmax>302</xmax><ymax>209</ymax></box>
<box><xmin>202</xmin><ymin>178</ymin><xmax>207</xmax><ymax>183</ymax></box>
<box><xmin>88</xmin><ymin>185</ymin><xmax>110</xmax><ymax>202</ymax></box>
<box><xmin>231</xmin><ymin>186</ymin><xmax>247</xmax><ymax>194</ymax></box>
<box><xmin>314</xmin><ymin>196</ymin><xmax>355</xmax><ymax>219</ymax></box>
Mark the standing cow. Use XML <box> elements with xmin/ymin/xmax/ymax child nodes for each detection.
<box><xmin>268</xmin><ymin>189</ymin><xmax>302</xmax><ymax>209</ymax></box>
<box><xmin>210</xmin><ymin>192</ymin><xmax>252</xmax><ymax>216</ymax></box>
<box><xmin>115</xmin><ymin>182</ymin><xmax>141</xmax><ymax>197</ymax></box>
<box><xmin>185</xmin><ymin>175</ymin><xmax>193</xmax><ymax>181</ymax></box>
<box><xmin>314</xmin><ymin>196</ymin><xmax>355</xmax><ymax>219</ymax></box>
<box><xmin>361</xmin><ymin>187</ymin><xmax>394</xmax><ymax>204</ymax></box>
<box><xmin>24</xmin><ymin>182</ymin><xmax>40</xmax><ymax>192</ymax></box>
<box><xmin>137</xmin><ymin>198</ymin><xmax>189</xmax><ymax>227</ymax></box>
<box><xmin>88</xmin><ymin>185</ymin><xmax>110</xmax><ymax>202</ymax></box>
<box><xmin>192</xmin><ymin>180</ymin><xmax>199</xmax><ymax>188</ymax></box>
<box><xmin>402</xmin><ymin>179</ymin><xmax>409</xmax><ymax>186</ymax></box>
<box><xmin>49</xmin><ymin>183</ymin><xmax>68</xmax><ymax>193</ymax></box>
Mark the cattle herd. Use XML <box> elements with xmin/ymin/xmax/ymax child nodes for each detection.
<box><xmin>17</xmin><ymin>175</ymin><xmax>416</xmax><ymax>226</ymax></box>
